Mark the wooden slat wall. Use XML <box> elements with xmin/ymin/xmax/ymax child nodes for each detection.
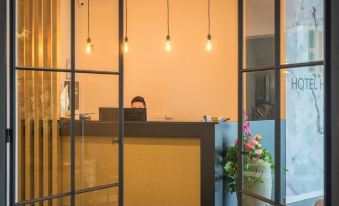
<box><xmin>17</xmin><ymin>0</ymin><xmax>25</xmax><ymax>202</ymax></box>
<box><xmin>51</xmin><ymin>0</ymin><xmax>61</xmax><ymax>205</ymax></box>
<box><xmin>17</xmin><ymin>0</ymin><xmax>61</xmax><ymax>205</ymax></box>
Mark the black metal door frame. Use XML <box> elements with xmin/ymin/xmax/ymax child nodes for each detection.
<box><xmin>8</xmin><ymin>0</ymin><xmax>125</xmax><ymax>206</ymax></box>
<box><xmin>325</xmin><ymin>0</ymin><xmax>339</xmax><ymax>205</ymax></box>
<box><xmin>237</xmin><ymin>0</ymin><xmax>326</xmax><ymax>205</ymax></box>
<box><xmin>0</xmin><ymin>0</ymin><xmax>8</xmax><ymax>205</ymax></box>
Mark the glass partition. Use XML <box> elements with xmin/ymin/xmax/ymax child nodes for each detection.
<box><xmin>13</xmin><ymin>0</ymin><xmax>123</xmax><ymax>205</ymax></box>
<box><xmin>281</xmin><ymin>0</ymin><xmax>324</xmax><ymax>64</ymax></box>
<box><xmin>242</xmin><ymin>71</ymin><xmax>276</xmax><ymax>203</ymax></box>
<box><xmin>243</xmin><ymin>0</ymin><xmax>275</xmax><ymax>69</ymax></box>
<box><xmin>281</xmin><ymin>66</ymin><xmax>324</xmax><ymax>205</ymax></box>
<box><xmin>239</xmin><ymin>0</ymin><xmax>324</xmax><ymax>205</ymax></box>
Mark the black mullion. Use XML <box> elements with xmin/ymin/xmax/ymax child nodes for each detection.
<box><xmin>15</xmin><ymin>183</ymin><xmax>120</xmax><ymax>206</ymax></box>
<box><xmin>274</xmin><ymin>0</ymin><xmax>281</xmax><ymax>204</ymax></box>
<box><xmin>279</xmin><ymin>61</ymin><xmax>324</xmax><ymax>69</ymax></box>
<box><xmin>240</xmin><ymin>68</ymin><xmax>275</xmax><ymax>73</ymax></box>
<box><xmin>70</xmin><ymin>0</ymin><xmax>76</xmax><ymax>205</ymax></box>
<box><xmin>15</xmin><ymin>182</ymin><xmax>120</xmax><ymax>206</ymax></box>
<box><xmin>15</xmin><ymin>67</ymin><xmax>121</xmax><ymax>75</ymax></box>
<box><xmin>242</xmin><ymin>66</ymin><xmax>275</xmax><ymax>72</ymax></box>
<box><xmin>241</xmin><ymin>61</ymin><xmax>324</xmax><ymax>73</ymax></box>
<box><xmin>324</xmin><ymin>0</ymin><xmax>332</xmax><ymax>204</ymax></box>
<box><xmin>118</xmin><ymin>0</ymin><xmax>124</xmax><ymax>205</ymax></box>
<box><xmin>10</xmin><ymin>0</ymin><xmax>16</xmax><ymax>204</ymax></box>
<box><xmin>237</xmin><ymin>0</ymin><xmax>243</xmax><ymax>205</ymax></box>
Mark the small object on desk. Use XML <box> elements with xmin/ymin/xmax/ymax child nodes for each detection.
<box><xmin>203</xmin><ymin>115</ymin><xmax>230</xmax><ymax>122</ymax></box>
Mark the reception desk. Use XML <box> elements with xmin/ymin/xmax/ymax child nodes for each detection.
<box><xmin>60</xmin><ymin>121</ymin><xmax>223</xmax><ymax>206</ymax></box>
<box><xmin>18</xmin><ymin>120</ymin><xmax>226</xmax><ymax>206</ymax></box>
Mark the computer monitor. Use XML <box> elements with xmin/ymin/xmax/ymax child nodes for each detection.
<box><xmin>99</xmin><ymin>107</ymin><xmax>147</xmax><ymax>121</ymax></box>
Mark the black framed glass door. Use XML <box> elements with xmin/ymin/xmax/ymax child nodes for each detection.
<box><xmin>9</xmin><ymin>0</ymin><xmax>125</xmax><ymax>206</ymax></box>
<box><xmin>238</xmin><ymin>0</ymin><xmax>325</xmax><ymax>205</ymax></box>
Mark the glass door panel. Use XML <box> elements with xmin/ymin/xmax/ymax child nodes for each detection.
<box><xmin>72</xmin><ymin>73</ymin><xmax>119</xmax><ymax>190</ymax></box>
<box><xmin>242</xmin><ymin>71</ymin><xmax>276</xmax><ymax>202</ymax></box>
<box><xmin>280</xmin><ymin>66</ymin><xmax>324</xmax><ymax>205</ymax></box>
<box><xmin>15</xmin><ymin>69</ymin><xmax>72</xmax><ymax>203</ymax></box>
<box><xmin>281</xmin><ymin>0</ymin><xmax>324</xmax><ymax>64</ymax></box>
<box><xmin>243</xmin><ymin>0</ymin><xmax>275</xmax><ymax>69</ymax></box>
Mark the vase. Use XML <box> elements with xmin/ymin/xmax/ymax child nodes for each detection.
<box><xmin>242</xmin><ymin>159</ymin><xmax>272</xmax><ymax>206</ymax></box>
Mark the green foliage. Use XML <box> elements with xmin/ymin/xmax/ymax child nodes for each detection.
<box><xmin>223</xmin><ymin>115</ymin><xmax>275</xmax><ymax>193</ymax></box>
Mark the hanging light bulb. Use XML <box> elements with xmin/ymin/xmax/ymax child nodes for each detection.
<box><xmin>85</xmin><ymin>0</ymin><xmax>93</xmax><ymax>53</ymax></box>
<box><xmin>124</xmin><ymin>0</ymin><xmax>129</xmax><ymax>53</ymax></box>
<box><xmin>165</xmin><ymin>35</ymin><xmax>171</xmax><ymax>51</ymax></box>
<box><xmin>86</xmin><ymin>37</ymin><xmax>92</xmax><ymax>53</ymax></box>
<box><xmin>206</xmin><ymin>34</ymin><xmax>212</xmax><ymax>51</ymax></box>
<box><xmin>206</xmin><ymin>0</ymin><xmax>213</xmax><ymax>51</ymax></box>
<box><xmin>165</xmin><ymin>0</ymin><xmax>172</xmax><ymax>52</ymax></box>
<box><xmin>124</xmin><ymin>37</ymin><xmax>129</xmax><ymax>53</ymax></box>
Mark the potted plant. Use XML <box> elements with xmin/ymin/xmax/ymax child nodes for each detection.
<box><xmin>223</xmin><ymin>113</ymin><xmax>274</xmax><ymax>206</ymax></box>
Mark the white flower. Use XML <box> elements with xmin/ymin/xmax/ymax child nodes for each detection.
<box><xmin>257</xmin><ymin>144</ymin><xmax>262</xmax><ymax>148</ymax></box>
<box><xmin>254</xmin><ymin>149</ymin><xmax>262</xmax><ymax>155</ymax></box>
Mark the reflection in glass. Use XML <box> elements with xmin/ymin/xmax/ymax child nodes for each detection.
<box><xmin>281</xmin><ymin>66</ymin><xmax>324</xmax><ymax>205</ymax></box>
<box><xmin>242</xmin><ymin>71</ymin><xmax>276</xmax><ymax>202</ymax></box>
<box><xmin>244</xmin><ymin>0</ymin><xmax>275</xmax><ymax>69</ymax></box>
<box><xmin>244</xmin><ymin>71</ymin><xmax>275</xmax><ymax>121</ymax></box>
<box><xmin>282</xmin><ymin>0</ymin><xmax>324</xmax><ymax>64</ymax></box>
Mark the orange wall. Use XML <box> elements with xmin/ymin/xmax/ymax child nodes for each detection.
<box><xmin>62</xmin><ymin>0</ymin><xmax>238</xmax><ymax>121</ymax></box>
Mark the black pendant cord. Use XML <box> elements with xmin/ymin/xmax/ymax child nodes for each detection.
<box><xmin>125</xmin><ymin>0</ymin><xmax>128</xmax><ymax>40</ymax></box>
<box><xmin>167</xmin><ymin>0</ymin><xmax>170</xmax><ymax>38</ymax></box>
<box><xmin>87</xmin><ymin>0</ymin><xmax>90</xmax><ymax>38</ymax></box>
<box><xmin>208</xmin><ymin>0</ymin><xmax>211</xmax><ymax>38</ymax></box>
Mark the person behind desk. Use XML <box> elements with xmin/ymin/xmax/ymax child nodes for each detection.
<box><xmin>131</xmin><ymin>96</ymin><xmax>146</xmax><ymax>108</ymax></box>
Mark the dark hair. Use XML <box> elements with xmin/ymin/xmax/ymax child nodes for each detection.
<box><xmin>131</xmin><ymin>96</ymin><xmax>146</xmax><ymax>107</ymax></box>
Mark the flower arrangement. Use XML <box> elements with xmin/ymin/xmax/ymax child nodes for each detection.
<box><xmin>223</xmin><ymin>112</ymin><xmax>275</xmax><ymax>193</ymax></box>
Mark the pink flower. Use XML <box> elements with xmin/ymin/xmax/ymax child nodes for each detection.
<box><xmin>246</xmin><ymin>142</ymin><xmax>254</xmax><ymax>150</ymax></box>
<box><xmin>243</xmin><ymin>122</ymin><xmax>250</xmax><ymax>132</ymax></box>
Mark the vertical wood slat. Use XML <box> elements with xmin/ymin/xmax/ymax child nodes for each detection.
<box><xmin>17</xmin><ymin>0</ymin><xmax>25</xmax><ymax>201</ymax></box>
<box><xmin>42</xmin><ymin>1</ymin><xmax>53</xmax><ymax>205</ymax></box>
<box><xmin>51</xmin><ymin>0</ymin><xmax>60</xmax><ymax>205</ymax></box>
<box><xmin>18</xmin><ymin>0</ymin><xmax>61</xmax><ymax>205</ymax></box>
<box><xmin>24</xmin><ymin>0</ymin><xmax>34</xmax><ymax>203</ymax></box>
<box><xmin>32</xmin><ymin>0</ymin><xmax>43</xmax><ymax>205</ymax></box>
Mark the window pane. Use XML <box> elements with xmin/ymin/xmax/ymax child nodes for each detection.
<box><xmin>242</xmin><ymin>194</ymin><xmax>274</xmax><ymax>205</ymax></box>
<box><xmin>281</xmin><ymin>0</ymin><xmax>324</xmax><ymax>64</ymax></box>
<box><xmin>241</xmin><ymin>71</ymin><xmax>275</xmax><ymax>201</ymax></box>
<box><xmin>73</xmin><ymin>73</ymin><xmax>119</xmax><ymax>190</ymax></box>
<box><xmin>20</xmin><ymin>195</ymin><xmax>70</xmax><ymax>206</ymax></box>
<box><xmin>75</xmin><ymin>0</ymin><xmax>119</xmax><ymax>72</ymax></box>
<box><xmin>281</xmin><ymin>66</ymin><xmax>324</xmax><ymax>205</ymax></box>
<box><xmin>16</xmin><ymin>0</ymin><xmax>71</xmax><ymax>69</ymax></box>
<box><xmin>16</xmin><ymin>70</ymin><xmax>71</xmax><ymax>202</ymax></box>
<box><xmin>75</xmin><ymin>187</ymin><xmax>118</xmax><ymax>206</ymax></box>
<box><xmin>244</xmin><ymin>70</ymin><xmax>275</xmax><ymax>121</ymax></box>
<box><xmin>244</xmin><ymin>0</ymin><xmax>275</xmax><ymax>69</ymax></box>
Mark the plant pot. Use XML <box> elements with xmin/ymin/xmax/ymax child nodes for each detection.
<box><xmin>242</xmin><ymin>159</ymin><xmax>272</xmax><ymax>206</ymax></box>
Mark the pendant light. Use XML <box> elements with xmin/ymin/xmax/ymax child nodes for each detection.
<box><xmin>165</xmin><ymin>0</ymin><xmax>171</xmax><ymax>52</ymax></box>
<box><xmin>86</xmin><ymin>0</ymin><xmax>93</xmax><ymax>53</ymax></box>
<box><xmin>206</xmin><ymin>0</ymin><xmax>212</xmax><ymax>51</ymax></box>
<box><xmin>124</xmin><ymin>0</ymin><xmax>129</xmax><ymax>52</ymax></box>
